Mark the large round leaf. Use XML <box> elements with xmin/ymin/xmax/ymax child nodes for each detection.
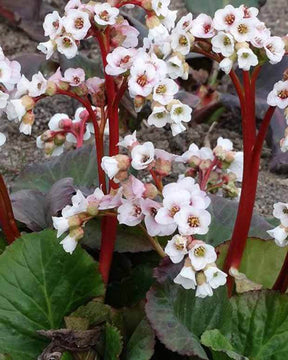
<box><xmin>217</xmin><ymin>238</ymin><xmax>287</xmax><ymax>288</ymax></box>
<box><xmin>0</xmin><ymin>230</ymin><xmax>104</xmax><ymax>359</ymax></box>
<box><xmin>201</xmin><ymin>291</ymin><xmax>288</xmax><ymax>360</ymax></box>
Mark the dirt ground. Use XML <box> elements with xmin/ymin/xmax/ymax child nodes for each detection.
<box><xmin>0</xmin><ymin>0</ymin><xmax>288</xmax><ymax>216</ymax></box>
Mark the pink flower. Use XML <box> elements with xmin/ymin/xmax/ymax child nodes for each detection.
<box><xmin>117</xmin><ymin>199</ymin><xmax>144</xmax><ymax>226</ymax></box>
<box><xmin>62</xmin><ymin>68</ymin><xmax>85</xmax><ymax>86</ymax></box>
<box><xmin>191</xmin><ymin>14</ymin><xmax>215</xmax><ymax>38</ymax></box>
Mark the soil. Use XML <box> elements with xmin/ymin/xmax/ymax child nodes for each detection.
<box><xmin>0</xmin><ymin>0</ymin><xmax>288</xmax><ymax>216</ymax></box>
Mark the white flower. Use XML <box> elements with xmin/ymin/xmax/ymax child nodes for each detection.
<box><xmin>37</xmin><ymin>40</ymin><xmax>55</xmax><ymax>60</ymax></box>
<box><xmin>217</xmin><ymin>136</ymin><xmax>233</xmax><ymax>151</ymax></box>
<box><xmin>167</xmin><ymin>54</ymin><xmax>188</xmax><ymax>80</ymax></box>
<box><xmin>272</xmin><ymin>202</ymin><xmax>288</xmax><ymax>227</ymax></box>
<box><xmin>106</xmin><ymin>47</ymin><xmax>137</xmax><ymax>76</ymax></box>
<box><xmin>191</xmin><ymin>14</ymin><xmax>215</xmax><ymax>38</ymax></box>
<box><xmin>264</xmin><ymin>36</ymin><xmax>285</xmax><ymax>65</ymax></box>
<box><xmin>48</xmin><ymin>113</ymin><xmax>69</xmax><ymax>131</ymax></box>
<box><xmin>7</xmin><ymin>99</ymin><xmax>26</xmax><ymax>122</ymax></box>
<box><xmin>170</xmin><ymin>122</ymin><xmax>186</xmax><ymax>136</ymax></box>
<box><xmin>176</xmin><ymin>13</ymin><xmax>193</xmax><ymax>32</ymax></box>
<box><xmin>267</xmin><ymin>80</ymin><xmax>288</xmax><ymax>109</ymax></box>
<box><xmin>213</xmin><ymin>5</ymin><xmax>244</xmax><ymax>31</ymax></box>
<box><xmin>230</xmin><ymin>19</ymin><xmax>256</xmax><ymax>42</ymax></box>
<box><xmin>118</xmin><ymin>131</ymin><xmax>138</xmax><ymax>149</ymax></box>
<box><xmin>0</xmin><ymin>91</ymin><xmax>9</xmax><ymax>109</ymax></box>
<box><xmin>55</xmin><ymin>35</ymin><xmax>78</xmax><ymax>59</ymax></box>
<box><xmin>131</xmin><ymin>142</ymin><xmax>155</xmax><ymax>170</ymax></box>
<box><xmin>174</xmin><ymin>206</ymin><xmax>211</xmax><ymax>236</ymax></box>
<box><xmin>280</xmin><ymin>136</ymin><xmax>288</xmax><ymax>152</ymax></box>
<box><xmin>101</xmin><ymin>156</ymin><xmax>119</xmax><ymax>179</ymax></box>
<box><xmin>219</xmin><ymin>57</ymin><xmax>233</xmax><ymax>74</ymax></box>
<box><xmin>60</xmin><ymin>233</ymin><xmax>78</xmax><ymax>254</ymax></box>
<box><xmin>43</xmin><ymin>11</ymin><xmax>63</xmax><ymax>39</ymax></box>
<box><xmin>195</xmin><ymin>281</ymin><xmax>213</xmax><ymax>298</ymax></box>
<box><xmin>94</xmin><ymin>3</ymin><xmax>119</xmax><ymax>26</ymax></box>
<box><xmin>176</xmin><ymin>143</ymin><xmax>214</xmax><ymax>163</ymax></box>
<box><xmin>204</xmin><ymin>266</ymin><xmax>227</xmax><ymax>288</ymax></box>
<box><xmin>251</xmin><ymin>22</ymin><xmax>271</xmax><ymax>48</ymax></box>
<box><xmin>267</xmin><ymin>225</ymin><xmax>288</xmax><ymax>247</ymax></box>
<box><xmin>129</xmin><ymin>59</ymin><xmax>157</xmax><ymax>98</ymax></box>
<box><xmin>170</xmin><ymin>102</ymin><xmax>192</xmax><ymax>123</ymax></box>
<box><xmin>63</xmin><ymin>9</ymin><xmax>91</xmax><ymax>40</ymax></box>
<box><xmin>188</xmin><ymin>243</ymin><xmax>217</xmax><ymax>270</ymax></box>
<box><xmin>151</xmin><ymin>0</ymin><xmax>170</xmax><ymax>17</ymax></box>
<box><xmin>174</xmin><ymin>265</ymin><xmax>197</xmax><ymax>289</ymax></box>
<box><xmin>29</xmin><ymin>72</ymin><xmax>47</xmax><ymax>97</ymax></box>
<box><xmin>148</xmin><ymin>106</ymin><xmax>171</xmax><ymax>128</ymax></box>
<box><xmin>237</xmin><ymin>47</ymin><xmax>258</xmax><ymax>71</ymax></box>
<box><xmin>228</xmin><ymin>151</ymin><xmax>243</xmax><ymax>181</ymax></box>
<box><xmin>211</xmin><ymin>31</ymin><xmax>235</xmax><ymax>57</ymax></box>
<box><xmin>165</xmin><ymin>235</ymin><xmax>189</xmax><ymax>263</ymax></box>
<box><xmin>0</xmin><ymin>133</ymin><xmax>6</xmax><ymax>147</ymax></box>
<box><xmin>153</xmin><ymin>79</ymin><xmax>178</xmax><ymax>105</ymax></box>
<box><xmin>171</xmin><ymin>30</ymin><xmax>191</xmax><ymax>55</ymax></box>
<box><xmin>62</xmin><ymin>190</ymin><xmax>88</xmax><ymax>218</ymax></box>
<box><xmin>52</xmin><ymin>216</ymin><xmax>69</xmax><ymax>237</ymax></box>
<box><xmin>0</xmin><ymin>60</ymin><xmax>12</xmax><ymax>84</ymax></box>
<box><xmin>117</xmin><ymin>199</ymin><xmax>144</xmax><ymax>226</ymax></box>
<box><xmin>161</xmin><ymin>9</ymin><xmax>177</xmax><ymax>31</ymax></box>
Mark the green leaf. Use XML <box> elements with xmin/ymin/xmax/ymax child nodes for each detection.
<box><xmin>104</xmin><ymin>323</ymin><xmax>123</xmax><ymax>360</ymax></box>
<box><xmin>145</xmin><ymin>262</ymin><xmax>231</xmax><ymax>358</ymax></box>
<box><xmin>69</xmin><ymin>299</ymin><xmax>112</xmax><ymax>327</ymax></box>
<box><xmin>202</xmin><ymin>291</ymin><xmax>288</xmax><ymax>360</ymax></box>
<box><xmin>0</xmin><ymin>229</ymin><xmax>104</xmax><ymax>359</ymax></box>
<box><xmin>185</xmin><ymin>0</ymin><xmax>266</xmax><ymax>16</ymax></box>
<box><xmin>82</xmin><ymin>219</ymin><xmax>153</xmax><ymax>253</ymax></box>
<box><xmin>200</xmin><ymin>196</ymin><xmax>273</xmax><ymax>247</ymax></box>
<box><xmin>217</xmin><ymin>238</ymin><xmax>287</xmax><ymax>288</ymax></box>
<box><xmin>201</xmin><ymin>330</ymin><xmax>247</xmax><ymax>360</ymax></box>
<box><xmin>107</xmin><ymin>264</ymin><xmax>154</xmax><ymax>308</ymax></box>
<box><xmin>125</xmin><ymin>318</ymin><xmax>155</xmax><ymax>360</ymax></box>
<box><xmin>12</xmin><ymin>144</ymin><xmax>99</xmax><ymax>192</ymax></box>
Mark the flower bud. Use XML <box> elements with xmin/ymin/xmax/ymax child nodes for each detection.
<box><xmin>44</xmin><ymin>141</ymin><xmax>56</xmax><ymax>155</ymax></box>
<box><xmin>54</xmin><ymin>133</ymin><xmax>66</xmax><ymax>146</ymax></box>
<box><xmin>21</xmin><ymin>95</ymin><xmax>35</xmax><ymax>111</ymax></box>
<box><xmin>41</xmin><ymin>130</ymin><xmax>54</xmax><ymax>142</ymax></box>
<box><xmin>57</xmin><ymin>80</ymin><xmax>70</xmax><ymax>91</ymax></box>
<box><xmin>114</xmin><ymin>154</ymin><xmax>130</xmax><ymax>171</ymax></box>
<box><xmin>188</xmin><ymin>155</ymin><xmax>201</xmax><ymax>168</ymax></box>
<box><xmin>21</xmin><ymin>111</ymin><xmax>35</xmax><ymax>126</ymax></box>
<box><xmin>114</xmin><ymin>170</ymin><xmax>129</xmax><ymax>182</ymax></box>
<box><xmin>45</xmin><ymin>81</ymin><xmax>57</xmax><ymax>96</ymax></box>
<box><xmin>199</xmin><ymin>159</ymin><xmax>212</xmax><ymax>171</ymax></box>
<box><xmin>143</xmin><ymin>183</ymin><xmax>158</xmax><ymax>199</ymax></box>
<box><xmin>72</xmin><ymin>83</ymin><xmax>89</xmax><ymax>97</ymax></box>
<box><xmin>142</xmin><ymin>0</ymin><xmax>152</xmax><ymax>10</ymax></box>
<box><xmin>69</xmin><ymin>226</ymin><xmax>85</xmax><ymax>241</ymax></box>
<box><xmin>146</xmin><ymin>15</ymin><xmax>161</xmax><ymax>29</ymax></box>
<box><xmin>59</xmin><ymin>118</ymin><xmax>73</xmax><ymax>130</ymax></box>
<box><xmin>196</xmin><ymin>271</ymin><xmax>207</xmax><ymax>286</ymax></box>
<box><xmin>68</xmin><ymin>215</ymin><xmax>83</xmax><ymax>228</ymax></box>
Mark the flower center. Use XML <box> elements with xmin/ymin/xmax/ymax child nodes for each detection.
<box><xmin>156</xmin><ymin>85</ymin><xmax>167</xmax><ymax>94</ymax></box>
<box><xmin>169</xmin><ymin>205</ymin><xmax>180</xmax><ymax>217</ymax></box>
<box><xmin>121</xmin><ymin>55</ymin><xmax>131</xmax><ymax>64</ymax></box>
<box><xmin>137</xmin><ymin>74</ymin><xmax>148</xmax><ymax>87</ymax></box>
<box><xmin>238</xmin><ymin>23</ymin><xmax>248</xmax><ymax>34</ymax></box>
<box><xmin>37</xmin><ymin>82</ymin><xmax>42</xmax><ymax>90</ymax></box>
<box><xmin>179</xmin><ymin>35</ymin><xmax>188</xmax><ymax>46</ymax></box>
<box><xmin>53</xmin><ymin>20</ymin><xmax>60</xmax><ymax>30</ymax></box>
<box><xmin>73</xmin><ymin>76</ymin><xmax>81</xmax><ymax>84</ymax></box>
<box><xmin>204</xmin><ymin>24</ymin><xmax>211</xmax><ymax>34</ymax></box>
<box><xmin>224</xmin><ymin>14</ymin><xmax>235</xmax><ymax>25</ymax></box>
<box><xmin>194</xmin><ymin>245</ymin><xmax>206</xmax><ymax>257</ymax></box>
<box><xmin>278</xmin><ymin>90</ymin><xmax>288</xmax><ymax>99</ymax></box>
<box><xmin>100</xmin><ymin>10</ymin><xmax>110</xmax><ymax>21</ymax></box>
<box><xmin>283</xmin><ymin>208</ymin><xmax>288</xmax><ymax>214</ymax></box>
<box><xmin>156</xmin><ymin>112</ymin><xmax>165</xmax><ymax>119</ymax></box>
<box><xmin>174</xmin><ymin>239</ymin><xmax>185</xmax><ymax>250</ymax></box>
<box><xmin>74</xmin><ymin>17</ymin><xmax>84</xmax><ymax>29</ymax></box>
<box><xmin>188</xmin><ymin>216</ymin><xmax>200</xmax><ymax>228</ymax></box>
<box><xmin>134</xmin><ymin>206</ymin><xmax>142</xmax><ymax>216</ymax></box>
<box><xmin>142</xmin><ymin>154</ymin><xmax>150</xmax><ymax>163</ymax></box>
<box><xmin>173</xmin><ymin>106</ymin><xmax>183</xmax><ymax>115</ymax></box>
<box><xmin>151</xmin><ymin>207</ymin><xmax>157</xmax><ymax>217</ymax></box>
<box><xmin>223</xmin><ymin>36</ymin><xmax>231</xmax><ymax>46</ymax></box>
<box><xmin>63</xmin><ymin>37</ymin><xmax>72</xmax><ymax>48</ymax></box>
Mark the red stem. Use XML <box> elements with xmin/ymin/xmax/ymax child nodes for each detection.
<box><xmin>0</xmin><ymin>175</ymin><xmax>20</xmax><ymax>244</ymax></box>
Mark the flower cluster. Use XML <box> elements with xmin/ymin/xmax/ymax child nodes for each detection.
<box><xmin>39</xmin><ymin>0</ymin><xmax>139</xmax><ymax>59</ymax></box>
<box><xmin>166</xmin><ymin>236</ymin><xmax>227</xmax><ymax>297</ymax></box>
<box><xmin>0</xmin><ymin>46</ymin><xmax>21</xmax><ymax>145</ymax></box>
<box><xmin>267</xmin><ymin>202</ymin><xmax>288</xmax><ymax>247</ymax></box>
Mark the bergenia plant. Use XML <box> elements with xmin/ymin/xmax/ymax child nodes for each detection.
<box><xmin>0</xmin><ymin>1</ymin><xmax>288</xmax><ymax>359</ymax></box>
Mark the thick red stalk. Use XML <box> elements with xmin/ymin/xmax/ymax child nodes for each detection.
<box><xmin>0</xmin><ymin>175</ymin><xmax>20</xmax><ymax>244</ymax></box>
